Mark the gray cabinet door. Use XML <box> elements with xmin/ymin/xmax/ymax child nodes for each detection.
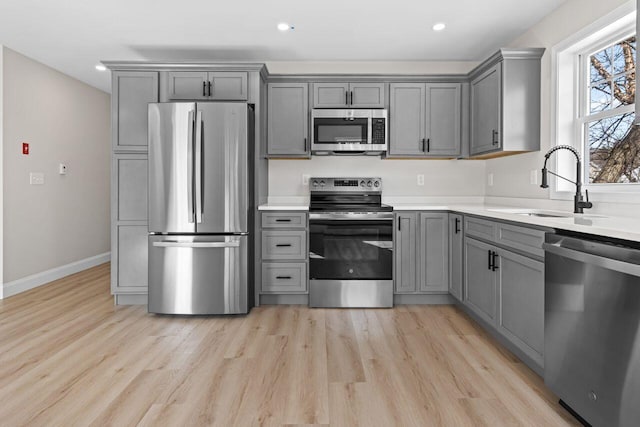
<box><xmin>113</xmin><ymin>225</ymin><xmax>149</xmax><ymax>291</ymax></box>
<box><xmin>166</xmin><ymin>72</ymin><xmax>209</xmax><ymax>100</ymax></box>
<box><xmin>313</xmin><ymin>82</ymin><xmax>349</xmax><ymax>108</ymax></box>
<box><xmin>267</xmin><ymin>83</ymin><xmax>310</xmax><ymax>157</ymax></box>
<box><xmin>114</xmin><ymin>155</ymin><xmax>148</xmax><ymax>222</ymax></box>
<box><xmin>470</xmin><ymin>63</ymin><xmax>501</xmax><ymax>156</ymax></box>
<box><xmin>418</xmin><ymin>213</ymin><xmax>449</xmax><ymax>292</ymax></box>
<box><xmin>112</xmin><ymin>71</ymin><xmax>158</xmax><ymax>151</ymax></box>
<box><xmin>496</xmin><ymin>249</ymin><xmax>544</xmax><ymax>363</ymax></box>
<box><xmin>449</xmin><ymin>214</ymin><xmax>463</xmax><ymax>300</ymax></box>
<box><xmin>349</xmin><ymin>83</ymin><xmax>385</xmax><ymax>108</ymax></box>
<box><xmin>425</xmin><ymin>83</ymin><xmax>461</xmax><ymax>157</ymax></box>
<box><xmin>394</xmin><ymin>212</ymin><xmax>417</xmax><ymax>293</ymax></box>
<box><xmin>208</xmin><ymin>72</ymin><xmax>248</xmax><ymax>100</ymax></box>
<box><xmin>464</xmin><ymin>237</ymin><xmax>496</xmax><ymax>325</ymax></box>
<box><xmin>389</xmin><ymin>83</ymin><xmax>426</xmax><ymax>156</ymax></box>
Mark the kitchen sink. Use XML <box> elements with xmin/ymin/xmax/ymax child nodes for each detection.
<box><xmin>519</xmin><ymin>212</ymin><xmax>573</xmax><ymax>218</ymax></box>
<box><xmin>486</xmin><ymin>208</ymin><xmax>605</xmax><ymax>219</ymax></box>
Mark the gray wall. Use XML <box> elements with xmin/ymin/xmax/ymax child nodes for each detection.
<box><xmin>3</xmin><ymin>47</ymin><xmax>110</xmax><ymax>283</ymax></box>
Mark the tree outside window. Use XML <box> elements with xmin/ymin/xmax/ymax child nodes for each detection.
<box><xmin>585</xmin><ymin>35</ymin><xmax>638</xmax><ymax>184</ymax></box>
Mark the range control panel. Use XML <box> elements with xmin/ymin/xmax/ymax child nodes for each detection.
<box><xmin>310</xmin><ymin>177</ymin><xmax>382</xmax><ymax>193</ymax></box>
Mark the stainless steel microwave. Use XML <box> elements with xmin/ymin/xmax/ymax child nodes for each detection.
<box><xmin>311</xmin><ymin>109</ymin><xmax>388</xmax><ymax>155</ymax></box>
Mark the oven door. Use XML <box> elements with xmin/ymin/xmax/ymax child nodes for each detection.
<box><xmin>308</xmin><ymin>213</ymin><xmax>393</xmax><ymax>307</ymax></box>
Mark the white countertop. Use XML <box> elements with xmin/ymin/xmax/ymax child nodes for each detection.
<box><xmin>259</xmin><ymin>201</ymin><xmax>640</xmax><ymax>243</ymax></box>
<box><xmin>392</xmin><ymin>203</ymin><xmax>640</xmax><ymax>243</ymax></box>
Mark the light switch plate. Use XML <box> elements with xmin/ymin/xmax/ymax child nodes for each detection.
<box><xmin>30</xmin><ymin>172</ymin><xmax>44</xmax><ymax>185</ymax></box>
<box><xmin>302</xmin><ymin>174</ymin><xmax>310</xmax><ymax>186</ymax></box>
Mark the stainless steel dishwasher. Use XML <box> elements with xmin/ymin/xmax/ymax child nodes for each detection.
<box><xmin>544</xmin><ymin>232</ymin><xmax>640</xmax><ymax>427</ymax></box>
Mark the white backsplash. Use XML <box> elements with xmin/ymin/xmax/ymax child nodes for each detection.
<box><xmin>268</xmin><ymin>157</ymin><xmax>487</xmax><ymax>199</ymax></box>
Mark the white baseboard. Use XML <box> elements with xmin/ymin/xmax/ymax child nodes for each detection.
<box><xmin>2</xmin><ymin>252</ymin><xmax>111</xmax><ymax>299</ymax></box>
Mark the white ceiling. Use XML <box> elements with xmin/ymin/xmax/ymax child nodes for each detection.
<box><xmin>0</xmin><ymin>0</ymin><xmax>567</xmax><ymax>93</ymax></box>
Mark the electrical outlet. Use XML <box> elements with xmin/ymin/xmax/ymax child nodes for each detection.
<box><xmin>30</xmin><ymin>172</ymin><xmax>44</xmax><ymax>185</ymax></box>
<box><xmin>417</xmin><ymin>174</ymin><xmax>425</xmax><ymax>186</ymax></box>
<box><xmin>488</xmin><ymin>173</ymin><xmax>494</xmax><ymax>187</ymax></box>
<box><xmin>530</xmin><ymin>170</ymin><xmax>537</xmax><ymax>185</ymax></box>
<box><xmin>302</xmin><ymin>174</ymin><xmax>310</xmax><ymax>186</ymax></box>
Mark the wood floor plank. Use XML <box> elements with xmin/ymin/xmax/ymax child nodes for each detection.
<box><xmin>0</xmin><ymin>263</ymin><xmax>578</xmax><ymax>426</ymax></box>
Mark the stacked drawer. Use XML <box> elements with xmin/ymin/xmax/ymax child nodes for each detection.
<box><xmin>261</xmin><ymin>212</ymin><xmax>308</xmax><ymax>293</ymax></box>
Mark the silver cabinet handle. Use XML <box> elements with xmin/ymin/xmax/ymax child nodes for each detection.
<box><xmin>195</xmin><ymin>110</ymin><xmax>203</xmax><ymax>224</ymax></box>
<box><xmin>153</xmin><ymin>241</ymin><xmax>240</xmax><ymax>248</ymax></box>
<box><xmin>187</xmin><ymin>110</ymin><xmax>195</xmax><ymax>223</ymax></box>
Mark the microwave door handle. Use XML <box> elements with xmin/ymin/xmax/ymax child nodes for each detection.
<box><xmin>195</xmin><ymin>110</ymin><xmax>203</xmax><ymax>224</ymax></box>
<box><xmin>187</xmin><ymin>110</ymin><xmax>195</xmax><ymax>223</ymax></box>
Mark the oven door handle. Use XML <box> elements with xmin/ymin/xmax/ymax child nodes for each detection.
<box><xmin>309</xmin><ymin>212</ymin><xmax>394</xmax><ymax>221</ymax></box>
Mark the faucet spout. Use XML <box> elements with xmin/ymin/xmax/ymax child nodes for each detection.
<box><xmin>540</xmin><ymin>145</ymin><xmax>592</xmax><ymax>214</ymax></box>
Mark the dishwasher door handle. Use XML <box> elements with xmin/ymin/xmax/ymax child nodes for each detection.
<box><xmin>543</xmin><ymin>243</ymin><xmax>640</xmax><ymax>277</ymax></box>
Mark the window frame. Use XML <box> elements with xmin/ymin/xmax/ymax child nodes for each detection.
<box><xmin>550</xmin><ymin>2</ymin><xmax>638</xmax><ymax>203</ymax></box>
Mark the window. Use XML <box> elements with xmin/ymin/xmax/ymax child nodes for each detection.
<box><xmin>551</xmin><ymin>3</ymin><xmax>637</xmax><ymax>200</ymax></box>
<box><xmin>580</xmin><ymin>35</ymin><xmax>638</xmax><ymax>184</ymax></box>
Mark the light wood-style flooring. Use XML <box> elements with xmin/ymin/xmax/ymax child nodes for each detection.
<box><xmin>0</xmin><ymin>263</ymin><xmax>579</xmax><ymax>426</ymax></box>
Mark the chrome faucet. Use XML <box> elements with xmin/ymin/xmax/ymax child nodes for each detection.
<box><xmin>540</xmin><ymin>145</ymin><xmax>593</xmax><ymax>214</ymax></box>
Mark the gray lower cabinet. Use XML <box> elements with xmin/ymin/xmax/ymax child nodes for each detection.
<box><xmin>418</xmin><ymin>213</ymin><xmax>449</xmax><ymax>292</ymax></box>
<box><xmin>464</xmin><ymin>237</ymin><xmax>497</xmax><ymax>324</ymax></box>
<box><xmin>267</xmin><ymin>83</ymin><xmax>310</xmax><ymax>157</ymax></box>
<box><xmin>394</xmin><ymin>212</ymin><xmax>449</xmax><ymax>294</ymax></box>
<box><xmin>462</xmin><ymin>215</ymin><xmax>546</xmax><ymax>371</ymax></box>
<box><xmin>469</xmin><ymin>49</ymin><xmax>543</xmax><ymax>158</ymax></box>
<box><xmin>260</xmin><ymin>211</ymin><xmax>308</xmax><ymax>294</ymax></box>
<box><xmin>111</xmin><ymin>71</ymin><xmax>159</xmax><ymax>151</ymax></box>
<box><xmin>394</xmin><ymin>212</ymin><xmax>418</xmax><ymax>292</ymax></box>
<box><xmin>389</xmin><ymin>82</ymin><xmax>461</xmax><ymax>157</ymax></box>
<box><xmin>164</xmin><ymin>71</ymin><xmax>248</xmax><ymax>101</ymax></box>
<box><xmin>496</xmin><ymin>249</ymin><xmax>544</xmax><ymax>363</ymax></box>
<box><xmin>111</xmin><ymin>153</ymin><xmax>149</xmax><ymax>296</ymax></box>
<box><xmin>312</xmin><ymin>82</ymin><xmax>385</xmax><ymax>108</ymax></box>
<box><xmin>448</xmin><ymin>214</ymin><xmax>463</xmax><ymax>300</ymax></box>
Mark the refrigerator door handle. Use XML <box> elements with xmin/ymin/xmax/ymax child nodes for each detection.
<box><xmin>195</xmin><ymin>110</ymin><xmax>203</xmax><ymax>224</ymax></box>
<box><xmin>152</xmin><ymin>241</ymin><xmax>240</xmax><ymax>248</ymax></box>
<box><xmin>187</xmin><ymin>110</ymin><xmax>195</xmax><ymax>223</ymax></box>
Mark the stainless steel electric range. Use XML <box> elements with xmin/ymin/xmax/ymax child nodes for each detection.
<box><xmin>308</xmin><ymin>177</ymin><xmax>393</xmax><ymax>308</ymax></box>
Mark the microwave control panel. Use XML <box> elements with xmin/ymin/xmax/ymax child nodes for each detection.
<box><xmin>371</xmin><ymin>118</ymin><xmax>386</xmax><ymax>145</ymax></box>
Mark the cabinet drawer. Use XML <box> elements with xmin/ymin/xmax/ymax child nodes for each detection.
<box><xmin>464</xmin><ymin>216</ymin><xmax>497</xmax><ymax>242</ymax></box>
<box><xmin>496</xmin><ymin>223</ymin><xmax>546</xmax><ymax>258</ymax></box>
<box><xmin>262</xmin><ymin>263</ymin><xmax>307</xmax><ymax>293</ymax></box>
<box><xmin>261</xmin><ymin>212</ymin><xmax>307</xmax><ymax>229</ymax></box>
<box><xmin>262</xmin><ymin>231</ymin><xmax>307</xmax><ymax>260</ymax></box>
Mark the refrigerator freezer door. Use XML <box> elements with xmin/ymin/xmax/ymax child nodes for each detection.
<box><xmin>196</xmin><ymin>103</ymin><xmax>249</xmax><ymax>233</ymax></box>
<box><xmin>148</xmin><ymin>234</ymin><xmax>248</xmax><ymax>314</ymax></box>
<box><xmin>148</xmin><ymin>103</ymin><xmax>197</xmax><ymax>233</ymax></box>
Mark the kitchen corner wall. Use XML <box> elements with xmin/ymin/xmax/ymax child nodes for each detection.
<box><xmin>486</xmin><ymin>0</ymin><xmax>631</xmax><ymax>200</ymax></box>
<box><xmin>269</xmin><ymin>157</ymin><xmax>486</xmax><ymax>200</ymax></box>
<box><xmin>2</xmin><ymin>47</ymin><xmax>110</xmax><ymax>283</ymax></box>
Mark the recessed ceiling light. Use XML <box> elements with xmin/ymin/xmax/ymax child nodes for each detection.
<box><xmin>277</xmin><ymin>22</ymin><xmax>293</xmax><ymax>31</ymax></box>
<box><xmin>95</xmin><ymin>64</ymin><xmax>107</xmax><ymax>71</ymax></box>
<box><xmin>432</xmin><ymin>22</ymin><xmax>446</xmax><ymax>32</ymax></box>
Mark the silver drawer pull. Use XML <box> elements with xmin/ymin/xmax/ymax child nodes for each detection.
<box><xmin>153</xmin><ymin>241</ymin><xmax>240</xmax><ymax>248</ymax></box>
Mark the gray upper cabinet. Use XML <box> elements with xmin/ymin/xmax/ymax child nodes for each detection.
<box><xmin>470</xmin><ymin>64</ymin><xmax>501</xmax><ymax>156</ymax></box>
<box><xmin>394</xmin><ymin>213</ymin><xmax>418</xmax><ymax>293</ymax></box>
<box><xmin>165</xmin><ymin>71</ymin><xmax>248</xmax><ymax>101</ymax></box>
<box><xmin>267</xmin><ymin>83</ymin><xmax>309</xmax><ymax>157</ymax></box>
<box><xmin>312</xmin><ymin>82</ymin><xmax>385</xmax><ymax>108</ymax></box>
<box><xmin>389</xmin><ymin>84</ymin><xmax>425</xmax><ymax>156</ymax></box>
<box><xmin>449</xmin><ymin>214</ymin><xmax>463</xmax><ymax>301</ymax></box>
<box><xmin>112</xmin><ymin>71</ymin><xmax>159</xmax><ymax>151</ymax></box>
<box><xmin>389</xmin><ymin>82</ymin><xmax>461</xmax><ymax>158</ymax></box>
<box><xmin>469</xmin><ymin>48</ymin><xmax>544</xmax><ymax>158</ymax></box>
<box><xmin>418</xmin><ymin>213</ymin><xmax>449</xmax><ymax>292</ymax></box>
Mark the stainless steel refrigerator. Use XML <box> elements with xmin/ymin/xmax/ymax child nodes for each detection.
<box><xmin>147</xmin><ymin>102</ymin><xmax>254</xmax><ymax>315</ymax></box>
